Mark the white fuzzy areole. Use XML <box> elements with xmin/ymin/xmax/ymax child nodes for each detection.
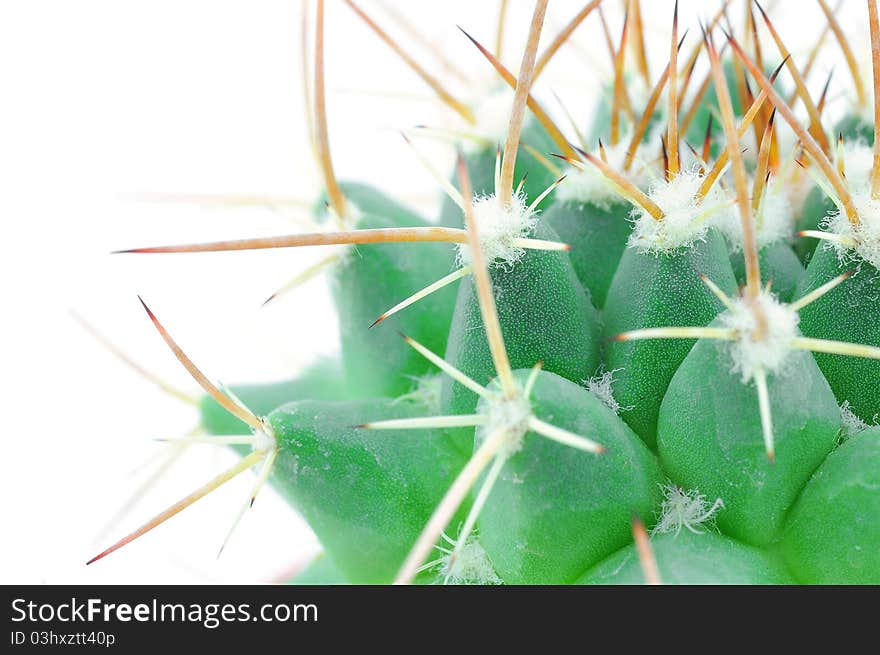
<box><xmin>839</xmin><ymin>401</ymin><xmax>875</xmax><ymax>440</ymax></box>
<box><xmin>457</xmin><ymin>192</ymin><xmax>537</xmax><ymax>269</ymax></box>
<box><xmin>719</xmin><ymin>292</ymin><xmax>800</xmax><ymax>383</ymax></box>
<box><xmin>825</xmin><ymin>191</ymin><xmax>880</xmax><ymax>270</ymax></box>
<box><xmin>252</xmin><ymin>420</ymin><xmax>277</xmax><ymax>451</ymax></box>
<box><xmin>652</xmin><ymin>483</ymin><xmax>724</xmax><ymax>536</ymax></box>
<box><xmin>584</xmin><ymin>368</ymin><xmax>631</xmax><ymax>414</ymax></box>
<box><xmin>393</xmin><ymin>372</ymin><xmax>444</xmax><ymax>415</ymax></box>
<box><xmin>441</xmin><ymin>536</ymin><xmax>503</xmax><ymax>585</ymax></box>
<box><xmin>557</xmin><ymin>138</ymin><xmax>634</xmax><ymax>209</ymax></box>
<box><xmin>468</xmin><ymin>87</ymin><xmax>514</xmax><ymax>151</ymax></box>
<box><xmin>477</xmin><ymin>393</ymin><xmax>531</xmax><ymax>457</ymax></box>
<box><xmin>716</xmin><ymin>179</ymin><xmax>794</xmax><ymax>251</ymax></box>
<box><xmin>628</xmin><ymin>167</ymin><xmax>734</xmax><ymax>253</ymax></box>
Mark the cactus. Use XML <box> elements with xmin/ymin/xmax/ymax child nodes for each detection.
<box><xmin>84</xmin><ymin>1</ymin><xmax>880</xmax><ymax>585</ymax></box>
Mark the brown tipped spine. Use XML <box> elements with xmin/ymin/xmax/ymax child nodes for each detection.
<box><xmin>460</xmin><ymin>27</ymin><xmax>577</xmax><ymax>160</ymax></box>
<box><xmin>499</xmin><ymin>0</ymin><xmax>549</xmax><ymax>205</ymax></box>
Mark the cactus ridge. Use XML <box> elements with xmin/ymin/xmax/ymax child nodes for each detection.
<box><xmin>85</xmin><ymin>1</ymin><xmax>880</xmax><ymax>585</ymax></box>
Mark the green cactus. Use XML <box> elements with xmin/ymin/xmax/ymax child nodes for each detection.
<box><xmin>85</xmin><ymin>1</ymin><xmax>880</xmax><ymax>586</ymax></box>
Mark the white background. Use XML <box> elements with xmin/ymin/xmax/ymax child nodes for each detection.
<box><xmin>0</xmin><ymin>0</ymin><xmax>863</xmax><ymax>583</ymax></box>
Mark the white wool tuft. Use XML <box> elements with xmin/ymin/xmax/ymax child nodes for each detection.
<box><xmin>719</xmin><ymin>291</ymin><xmax>800</xmax><ymax>383</ymax></box>
<box><xmin>457</xmin><ymin>192</ymin><xmax>537</xmax><ymax>268</ymax></box>
<box><xmin>224</xmin><ymin>384</ymin><xmax>276</xmax><ymax>451</ymax></box>
<box><xmin>716</xmin><ymin>179</ymin><xmax>794</xmax><ymax>250</ymax></box>
<box><xmin>628</xmin><ymin>166</ymin><xmax>735</xmax><ymax>253</ymax></box>
<box><xmin>477</xmin><ymin>393</ymin><xmax>531</xmax><ymax>457</ymax></box>
<box><xmin>584</xmin><ymin>368</ymin><xmax>631</xmax><ymax>414</ymax></box>
<box><xmin>440</xmin><ymin>535</ymin><xmax>503</xmax><ymax>585</ymax></box>
<box><xmin>393</xmin><ymin>372</ymin><xmax>444</xmax><ymax>414</ymax></box>
<box><xmin>839</xmin><ymin>401</ymin><xmax>877</xmax><ymax>440</ymax></box>
<box><xmin>826</xmin><ymin>191</ymin><xmax>880</xmax><ymax>270</ymax></box>
<box><xmin>652</xmin><ymin>482</ymin><xmax>724</xmax><ymax>536</ymax></box>
<box><xmin>556</xmin><ymin>138</ymin><xmax>635</xmax><ymax>209</ymax></box>
<box><xmin>468</xmin><ymin>88</ymin><xmax>514</xmax><ymax>150</ymax></box>
<box><xmin>252</xmin><ymin>420</ymin><xmax>277</xmax><ymax>452</ymax></box>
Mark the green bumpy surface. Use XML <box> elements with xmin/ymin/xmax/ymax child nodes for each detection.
<box><xmin>214</xmin><ymin>221</ymin><xmax>878</xmax><ymax>585</ymax></box>
<box><xmin>266</xmin><ymin>397</ymin><xmax>468</xmax><ymax>584</ymax></box>
<box><xmin>331</xmin><ymin>210</ymin><xmax>458</xmax><ymax>399</ymax></box>
<box><xmin>441</xmin><ymin>222</ymin><xmax>602</xmax><ymax>439</ymax></box>
<box><xmin>214</xmin><ymin>81</ymin><xmax>879</xmax><ymax>585</ymax></box>
<box><xmin>543</xmin><ymin>198</ymin><xmax>633</xmax><ymax>308</ymax></box>
<box><xmin>781</xmin><ymin>429</ymin><xmax>880</xmax><ymax>584</ymax></box>
<box><xmin>730</xmin><ymin>241</ymin><xmax>804</xmax><ymax>303</ymax></box>
<box><xmin>796</xmin><ymin>245</ymin><xmax>880</xmax><ymax>423</ymax></box>
<box><xmin>657</xmin><ymin>330</ymin><xmax>841</xmax><ymax>546</ymax></box>
<box><xmin>602</xmin><ymin>230</ymin><xmax>738</xmax><ymax>447</ymax></box>
<box><xmin>211</xmin><ymin>191</ymin><xmax>878</xmax><ymax>584</ymax></box>
<box><xmin>475</xmin><ymin>370</ymin><xmax>664</xmax><ymax>584</ymax></box>
<box><xmin>579</xmin><ymin>531</ymin><xmax>796</xmax><ymax>585</ymax></box>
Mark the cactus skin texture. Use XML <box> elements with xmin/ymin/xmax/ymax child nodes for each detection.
<box><xmin>579</xmin><ymin>531</ymin><xmax>795</xmax><ymax>585</ymax></box>
<box><xmin>796</xmin><ymin>248</ymin><xmax>880</xmax><ymax>424</ymax></box>
<box><xmin>601</xmin><ymin>230</ymin><xmax>738</xmax><ymax>447</ymax></box>
<box><xmin>441</xmin><ymin>221</ymin><xmax>601</xmax><ymax>424</ymax></box>
<box><xmin>781</xmin><ymin>429</ymin><xmax>880</xmax><ymax>585</ymax></box>
<box><xmin>266</xmin><ymin>397</ymin><xmax>468</xmax><ymax>584</ymax></box>
<box><xmin>658</xmin><ymin>329</ymin><xmax>841</xmax><ymax>546</ymax></box>
<box><xmin>473</xmin><ymin>369</ymin><xmax>663</xmax><ymax>584</ymax></box>
<box><xmin>543</xmin><ymin>198</ymin><xmax>633</xmax><ymax>308</ymax></box>
<box><xmin>730</xmin><ymin>241</ymin><xmax>804</xmax><ymax>303</ymax></box>
<box><xmin>95</xmin><ymin>1</ymin><xmax>880</xmax><ymax>586</ymax></box>
<box><xmin>332</xmin><ymin>210</ymin><xmax>459</xmax><ymax>399</ymax></box>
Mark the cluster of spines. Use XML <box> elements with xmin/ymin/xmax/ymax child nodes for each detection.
<box><xmin>81</xmin><ymin>0</ymin><xmax>880</xmax><ymax>584</ymax></box>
